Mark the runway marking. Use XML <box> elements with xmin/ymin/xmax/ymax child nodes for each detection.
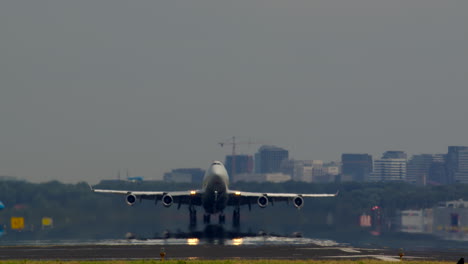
<box><xmin>298</xmin><ymin>247</ymin><xmax>362</xmax><ymax>253</ymax></box>
<box><xmin>338</xmin><ymin>248</ymin><xmax>361</xmax><ymax>253</ymax></box>
<box><xmin>323</xmin><ymin>255</ymin><xmax>401</xmax><ymax>262</ymax></box>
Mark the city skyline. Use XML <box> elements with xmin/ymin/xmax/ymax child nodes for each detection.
<box><xmin>164</xmin><ymin>145</ymin><xmax>465</xmax><ymax>186</ymax></box>
<box><xmin>1</xmin><ymin>1</ymin><xmax>467</xmax><ymax>183</ymax></box>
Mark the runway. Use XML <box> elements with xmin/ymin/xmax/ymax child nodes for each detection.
<box><xmin>0</xmin><ymin>238</ymin><xmax>466</xmax><ymax>261</ymax></box>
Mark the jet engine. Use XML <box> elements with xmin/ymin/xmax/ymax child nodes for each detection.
<box><xmin>162</xmin><ymin>194</ymin><xmax>174</xmax><ymax>207</ymax></box>
<box><xmin>293</xmin><ymin>196</ymin><xmax>304</xmax><ymax>209</ymax></box>
<box><xmin>257</xmin><ymin>195</ymin><xmax>268</xmax><ymax>208</ymax></box>
<box><xmin>126</xmin><ymin>194</ymin><xmax>137</xmax><ymax>206</ymax></box>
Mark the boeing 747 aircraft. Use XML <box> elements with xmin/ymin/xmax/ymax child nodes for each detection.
<box><xmin>92</xmin><ymin>161</ymin><xmax>337</xmax><ymax>226</ymax></box>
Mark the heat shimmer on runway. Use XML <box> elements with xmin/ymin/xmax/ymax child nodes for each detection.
<box><xmin>0</xmin><ymin>238</ymin><xmax>465</xmax><ymax>261</ymax></box>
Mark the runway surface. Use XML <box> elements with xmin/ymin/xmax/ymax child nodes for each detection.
<box><xmin>0</xmin><ymin>237</ymin><xmax>466</xmax><ymax>261</ymax></box>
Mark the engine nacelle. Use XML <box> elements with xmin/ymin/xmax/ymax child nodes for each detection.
<box><xmin>126</xmin><ymin>194</ymin><xmax>137</xmax><ymax>206</ymax></box>
<box><xmin>293</xmin><ymin>196</ymin><xmax>304</xmax><ymax>209</ymax></box>
<box><xmin>162</xmin><ymin>194</ymin><xmax>173</xmax><ymax>207</ymax></box>
<box><xmin>257</xmin><ymin>195</ymin><xmax>268</xmax><ymax>208</ymax></box>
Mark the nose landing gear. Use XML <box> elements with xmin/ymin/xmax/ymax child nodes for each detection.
<box><xmin>203</xmin><ymin>214</ymin><xmax>211</xmax><ymax>224</ymax></box>
<box><xmin>219</xmin><ymin>213</ymin><xmax>225</xmax><ymax>224</ymax></box>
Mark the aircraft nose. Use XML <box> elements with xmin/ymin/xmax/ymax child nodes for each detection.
<box><xmin>211</xmin><ymin>165</ymin><xmax>223</xmax><ymax>175</ymax></box>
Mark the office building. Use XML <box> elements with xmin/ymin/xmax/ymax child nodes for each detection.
<box><xmin>164</xmin><ymin>168</ymin><xmax>205</xmax><ymax>183</ymax></box>
<box><xmin>428</xmin><ymin>154</ymin><xmax>448</xmax><ymax>185</ymax></box>
<box><xmin>224</xmin><ymin>155</ymin><xmax>253</xmax><ymax>180</ymax></box>
<box><xmin>255</xmin><ymin>145</ymin><xmax>289</xmax><ymax>173</ymax></box>
<box><xmin>446</xmin><ymin>146</ymin><xmax>468</xmax><ymax>184</ymax></box>
<box><xmin>370</xmin><ymin>151</ymin><xmax>407</xmax><ymax>181</ymax></box>
<box><xmin>407</xmin><ymin>154</ymin><xmax>437</xmax><ymax>185</ymax></box>
<box><xmin>341</xmin><ymin>154</ymin><xmax>373</xmax><ymax>182</ymax></box>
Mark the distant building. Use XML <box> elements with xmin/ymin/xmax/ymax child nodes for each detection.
<box><xmin>370</xmin><ymin>151</ymin><xmax>407</xmax><ymax>181</ymax></box>
<box><xmin>433</xmin><ymin>199</ymin><xmax>468</xmax><ymax>241</ymax></box>
<box><xmin>445</xmin><ymin>146</ymin><xmax>468</xmax><ymax>184</ymax></box>
<box><xmin>428</xmin><ymin>154</ymin><xmax>448</xmax><ymax>185</ymax></box>
<box><xmin>407</xmin><ymin>154</ymin><xmax>437</xmax><ymax>185</ymax></box>
<box><xmin>164</xmin><ymin>168</ymin><xmax>205</xmax><ymax>183</ymax></box>
<box><xmin>303</xmin><ymin>160</ymin><xmax>327</xmax><ymax>182</ymax></box>
<box><xmin>280</xmin><ymin>159</ymin><xmax>304</xmax><ymax>181</ymax></box>
<box><xmin>323</xmin><ymin>161</ymin><xmax>341</xmax><ymax>177</ymax></box>
<box><xmin>255</xmin><ymin>145</ymin><xmax>289</xmax><ymax>174</ymax></box>
<box><xmin>398</xmin><ymin>199</ymin><xmax>468</xmax><ymax>241</ymax></box>
<box><xmin>280</xmin><ymin>159</ymin><xmax>338</xmax><ymax>183</ymax></box>
<box><xmin>234</xmin><ymin>172</ymin><xmax>291</xmax><ymax>183</ymax></box>
<box><xmin>398</xmin><ymin>209</ymin><xmax>433</xmax><ymax>234</ymax></box>
<box><xmin>224</xmin><ymin>155</ymin><xmax>253</xmax><ymax>180</ymax></box>
<box><xmin>254</xmin><ymin>152</ymin><xmax>262</xmax><ymax>174</ymax></box>
<box><xmin>382</xmin><ymin>151</ymin><xmax>407</xmax><ymax>159</ymax></box>
<box><xmin>341</xmin><ymin>154</ymin><xmax>373</xmax><ymax>182</ymax></box>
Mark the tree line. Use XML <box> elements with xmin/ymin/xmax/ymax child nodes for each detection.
<box><xmin>0</xmin><ymin>180</ymin><xmax>467</xmax><ymax>240</ymax></box>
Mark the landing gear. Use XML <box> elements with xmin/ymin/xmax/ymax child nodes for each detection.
<box><xmin>189</xmin><ymin>206</ymin><xmax>197</xmax><ymax>227</ymax></box>
<box><xmin>203</xmin><ymin>214</ymin><xmax>211</xmax><ymax>224</ymax></box>
<box><xmin>219</xmin><ymin>213</ymin><xmax>225</xmax><ymax>224</ymax></box>
<box><xmin>232</xmin><ymin>208</ymin><xmax>240</xmax><ymax>227</ymax></box>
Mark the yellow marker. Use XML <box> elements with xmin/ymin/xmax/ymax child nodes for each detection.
<box><xmin>42</xmin><ymin>217</ymin><xmax>53</xmax><ymax>227</ymax></box>
<box><xmin>160</xmin><ymin>247</ymin><xmax>166</xmax><ymax>261</ymax></box>
<box><xmin>399</xmin><ymin>248</ymin><xmax>404</xmax><ymax>261</ymax></box>
<box><xmin>11</xmin><ymin>217</ymin><xmax>25</xmax><ymax>230</ymax></box>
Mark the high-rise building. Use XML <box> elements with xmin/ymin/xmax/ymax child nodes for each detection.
<box><xmin>455</xmin><ymin>149</ymin><xmax>468</xmax><ymax>184</ymax></box>
<box><xmin>407</xmin><ymin>154</ymin><xmax>436</xmax><ymax>185</ymax></box>
<box><xmin>370</xmin><ymin>151</ymin><xmax>407</xmax><ymax>181</ymax></box>
<box><xmin>446</xmin><ymin>146</ymin><xmax>468</xmax><ymax>184</ymax></box>
<box><xmin>341</xmin><ymin>154</ymin><xmax>373</xmax><ymax>182</ymax></box>
<box><xmin>255</xmin><ymin>145</ymin><xmax>289</xmax><ymax>173</ymax></box>
<box><xmin>224</xmin><ymin>155</ymin><xmax>253</xmax><ymax>178</ymax></box>
<box><xmin>428</xmin><ymin>154</ymin><xmax>448</xmax><ymax>185</ymax></box>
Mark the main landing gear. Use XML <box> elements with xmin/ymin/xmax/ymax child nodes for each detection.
<box><xmin>232</xmin><ymin>208</ymin><xmax>240</xmax><ymax>227</ymax></box>
<box><xmin>189</xmin><ymin>206</ymin><xmax>197</xmax><ymax>227</ymax></box>
<box><xmin>203</xmin><ymin>214</ymin><xmax>211</xmax><ymax>224</ymax></box>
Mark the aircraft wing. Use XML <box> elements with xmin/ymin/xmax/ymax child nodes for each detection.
<box><xmin>91</xmin><ymin>186</ymin><xmax>204</xmax><ymax>206</ymax></box>
<box><xmin>227</xmin><ymin>190</ymin><xmax>338</xmax><ymax>207</ymax></box>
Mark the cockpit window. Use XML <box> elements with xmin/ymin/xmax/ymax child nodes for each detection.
<box><xmin>212</xmin><ymin>162</ymin><xmax>221</xmax><ymax>165</ymax></box>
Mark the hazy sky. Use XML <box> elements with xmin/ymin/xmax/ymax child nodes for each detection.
<box><xmin>1</xmin><ymin>1</ymin><xmax>467</xmax><ymax>183</ymax></box>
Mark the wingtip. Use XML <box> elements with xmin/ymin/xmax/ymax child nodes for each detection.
<box><xmin>88</xmin><ymin>183</ymin><xmax>95</xmax><ymax>192</ymax></box>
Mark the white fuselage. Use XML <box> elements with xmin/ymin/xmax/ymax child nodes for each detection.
<box><xmin>201</xmin><ymin>161</ymin><xmax>229</xmax><ymax>214</ymax></box>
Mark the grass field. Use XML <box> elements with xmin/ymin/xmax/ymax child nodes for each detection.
<box><xmin>0</xmin><ymin>260</ymin><xmax>456</xmax><ymax>264</ymax></box>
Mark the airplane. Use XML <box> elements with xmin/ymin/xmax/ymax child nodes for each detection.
<box><xmin>91</xmin><ymin>161</ymin><xmax>338</xmax><ymax>227</ymax></box>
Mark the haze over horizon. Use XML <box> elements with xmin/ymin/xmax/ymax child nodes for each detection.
<box><xmin>1</xmin><ymin>1</ymin><xmax>467</xmax><ymax>184</ymax></box>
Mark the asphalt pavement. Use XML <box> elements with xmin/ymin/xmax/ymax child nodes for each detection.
<box><xmin>0</xmin><ymin>243</ymin><xmax>465</xmax><ymax>261</ymax></box>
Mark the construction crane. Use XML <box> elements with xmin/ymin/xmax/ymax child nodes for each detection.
<box><xmin>218</xmin><ymin>136</ymin><xmax>261</xmax><ymax>180</ymax></box>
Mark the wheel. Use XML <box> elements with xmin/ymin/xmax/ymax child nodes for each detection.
<box><xmin>189</xmin><ymin>209</ymin><xmax>197</xmax><ymax>226</ymax></box>
<box><xmin>203</xmin><ymin>214</ymin><xmax>211</xmax><ymax>224</ymax></box>
<box><xmin>232</xmin><ymin>210</ymin><xmax>240</xmax><ymax>227</ymax></box>
<box><xmin>219</xmin><ymin>214</ymin><xmax>225</xmax><ymax>224</ymax></box>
